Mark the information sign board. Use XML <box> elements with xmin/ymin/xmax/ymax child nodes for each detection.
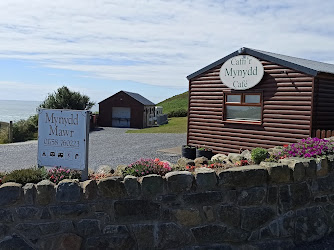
<box><xmin>37</xmin><ymin>109</ymin><xmax>89</xmax><ymax>171</ymax></box>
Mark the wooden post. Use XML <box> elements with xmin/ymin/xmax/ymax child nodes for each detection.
<box><xmin>81</xmin><ymin>111</ymin><xmax>90</xmax><ymax>181</ymax></box>
<box><xmin>8</xmin><ymin>121</ymin><xmax>13</xmax><ymax>143</ymax></box>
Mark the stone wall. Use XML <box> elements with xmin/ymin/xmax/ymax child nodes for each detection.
<box><xmin>1</xmin><ymin>156</ymin><xmax>334</xmax><ymax>249</ymax></box>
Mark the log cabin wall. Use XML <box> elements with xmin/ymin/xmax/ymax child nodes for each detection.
<box><xmin>187</xmin><ymin>58</ymin><xmax>314</xmax><ymax>154</ymax></box>
<box><xmin>312</xmin><ymin>76</ymin><xmax>334</xmax><ymax>138</ymax></box>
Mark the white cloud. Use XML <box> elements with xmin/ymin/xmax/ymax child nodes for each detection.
<box><xmin>0</xmin><ymin>0</ymin><xmax>333</xmax><ymax>90</ymax></box>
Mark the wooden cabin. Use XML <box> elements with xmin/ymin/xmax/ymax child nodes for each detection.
<box><xmin>99</xmin><ymin>91</ymin><xmax>155</xmax><ymax>128</ymax></box>
<box><xmin>186</xmin><ymin>47</ymin><xmax>334</xmax><ymax>154</ymax></box>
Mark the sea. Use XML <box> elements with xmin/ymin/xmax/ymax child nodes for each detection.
<box><xmin>0</xmin><ymin>100</ymin><xmax>99</xmax><ymax>123</ymax></box>
<box><xmin>0</xmin><ymin>100</ymin><xmax>41</xmax><ymax>123</ymax></box>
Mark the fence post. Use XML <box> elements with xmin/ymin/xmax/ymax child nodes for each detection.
<box><xmin>8</xmin><ymin>121</ymin><xmax>13</xmax><ymax>143</ymax></box>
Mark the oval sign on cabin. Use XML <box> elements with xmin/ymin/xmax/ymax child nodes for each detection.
<box><xmin>219</xmin><ymin>55</ymin><xmax>264</xmax><ymax>90</ymax></box>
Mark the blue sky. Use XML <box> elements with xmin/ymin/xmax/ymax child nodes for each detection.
<box><xmin>0</xmin><ymin>0</ymin><xmax>333</xmax><ymax>105</ymax></box>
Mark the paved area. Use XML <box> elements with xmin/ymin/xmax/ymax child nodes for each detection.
<box><xmin>0</xmin><ymin>127</ymin><xmax>186</xmax><ymax>172</ymax></box>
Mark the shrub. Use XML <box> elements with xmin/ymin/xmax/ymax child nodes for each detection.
<box><xmin>122</xmin><ymin>158</ymin><xmax>172</xmax><ymax>177</ymax></box>
<box><xmin>12</xmin><ymin>114</ymin><xmax>38</xmax><ymax>142</ymax></box>
<box><xmin>2</xmin><ymin>167</ymin><xmax>47</xmax><ymax>185</ymax></box>
<box><xmin>0</xmin><ymin>128</ymin><xmax>9</xmax><ymax>144</ymax></box>
<box><xmin>47</xmin><ymin>167</ymin><xmax>81</xmax><ymax>184</ymax></box>
<box><xmin>251</xmin><ymin>147</ymin><xmax>269</xmax><ymax>164</ymax></box>
<box><xmin>167</xmin><ymin>109</ymin><xmax>188</xmax><ymax>117</ymax></box>
<box><xmin>277</xmin><ymin>137</ymin><xmax>334</xmax><ymax>159</ymax></box>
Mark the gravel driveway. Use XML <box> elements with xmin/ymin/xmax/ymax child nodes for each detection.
<box><xmin>0</xmin><ymin>127</ymin><xmax>186</xmax><ymax>172</ymax></box>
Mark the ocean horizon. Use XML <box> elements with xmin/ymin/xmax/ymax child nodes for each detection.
<box><xmin>0</xmin><ymin>100</ymin><xmax>98</xmax><ymax>123</ymax></box>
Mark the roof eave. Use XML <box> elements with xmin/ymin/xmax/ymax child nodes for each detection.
<box><xmin>186</xmin><ymin>47</ymin><xmax>319</xmax><ymax>80</ymax></box>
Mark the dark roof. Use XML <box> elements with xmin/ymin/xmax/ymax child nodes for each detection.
<box><xmin>99</xmin><ymin>91</ymin><xmax>155</xmax><ymax>106</ymax></box>
<box><xmin>123</xmin><ymin>91</ymin><xmax>155</xmax><ymax>106</ymax></box>
<box><xmin>187</xmin><ymin>47</ymin><xmax>334</xmax><ymax>80</ymax></box>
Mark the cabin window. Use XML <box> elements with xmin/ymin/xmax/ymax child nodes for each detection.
<box><xmin>224</xmin><ymin>93</ymin><xmax>262</xmax><ymax>123</ymax></box>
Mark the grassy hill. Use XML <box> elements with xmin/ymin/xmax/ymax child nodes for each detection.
<box><xmin>157</xmin><ymin>91</ymin><xmax>188</xmax><ymax>116</ymax></box>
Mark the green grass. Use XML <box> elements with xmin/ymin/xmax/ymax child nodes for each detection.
<box><xmin>0</xmin><ymin>121</ymin><xmax>9</xmax><ymax>130</ymax></box>
<box><xmin>157</xmin><ymin>91</ymin><xmax>188</xmax><ymax>115</ymax></box>
<box><xmin>126</xmin><ymin>117</ymin><xmax>187</xmax><ymax>133</ymax></box>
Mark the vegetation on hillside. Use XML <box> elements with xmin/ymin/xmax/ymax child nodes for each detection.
<box><xmin>126</xmin><ymin>117</ymin><xmax>187</xmax><ymax>134</ymax></box>
<box><xmin>158</xmin><ymin>91</ymin><xmax>188</xmax><ymax>117</ymax></box>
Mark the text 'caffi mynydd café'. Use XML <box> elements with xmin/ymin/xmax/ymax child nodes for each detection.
<box><xmin>186</xmin><ymin>47</ymin><xmax>334</xmax><ymax>154</ymax></box>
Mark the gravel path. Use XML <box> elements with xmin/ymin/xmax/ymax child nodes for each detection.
<box><xmin>0</xmin><ymin>127</ymin><xmax>186</xmax><ymax>172</ymax></box>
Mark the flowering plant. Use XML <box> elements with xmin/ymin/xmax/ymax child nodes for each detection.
<box><xmin>123</xmin><ymin>158</ymin><xmax>172</xmax><ymax>177</ymax></box>
<box><xmin>277</xmin><ymin>137</ymin><xmax>334</xmax><ymax>159</ymax></box>
<box><xmin>48</xmin><ymin>166</ymin><xmax>81</xmax><ymax>184</ymax></box>
<box><xmin>235</xmin><ymin>159</ymin><xmax>249</xmax><ymax>166</ymax></box>
<box><xmin>89</xmin><ymin>172</ymin><xmax>114</xmax><ymax>180</ymax></box>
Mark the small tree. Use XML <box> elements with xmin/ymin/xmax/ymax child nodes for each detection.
<box><xmin>39</xmin><ymin>86</ymin><xmax>95</xmax><ymax>110</ymax></box>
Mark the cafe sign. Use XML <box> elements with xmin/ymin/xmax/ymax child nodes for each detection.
<box><xmin>219</xmin><ymin>55</ymin><xmax>264</xmax><ymax>90</ymax></box>
<box><xmin>37</xmin><ymin>109</ymin><xmax>90</xmax><ymax>170</ymax></box>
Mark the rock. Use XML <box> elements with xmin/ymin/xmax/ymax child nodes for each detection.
<box><xmin>267</xmin><ymin>186</ymin><xmax>278</xmax><ymax>205</ymax></box>
<box><xmin>194</xmin><ymin>157</ymin><xmax>209</xmax><ymax>167</ymax></box>
<box><xmin>237</xmin><ymin>187</ymin><xmax>266</xmax><ymax>206</ymax></box>
<box><xmin>140</xmin><ymin>174</ymin><xmax>164</xmax><ymax>196</ymax></box>
<box><xmin>39</xmin><ymin>233</ymin><xmax>82</xmax><ymax>250</ymax></box>
<box><xmin>114</xmin><ymin>200</ymin><xmax>160</xmax><ymax>221</ymax></box>
<box><xmin>177</xmin><ymin>157</ymin><xmax>195</xmax><ymax>168</ymax></box>
<box><xmin>87</xmin><ymin>225</ymin><xmax>135</xmax><ymax>249</ymax></box>
<box><xmin>219</xmin><ymin>165</ymin><xmax>268</xmax><ymax>188</ymax></box>
<box><xmin>114</xmin><ymin>165</ymin><xmax>127</xmax><ymax>176</ymax></box>
<box><xmin>165</xmin><ymin>171</ymin><xmax>193</xmax><ymax>193</ymax></box>
<box><xmin>203</xmin><ymin>206</ymin><xmax>215</xmax><ymax>222</ymax></box>
<box><xmin>261</xmin><ymin>162</ymin><xmax>292</xmax><ymax>184</ymax></box>
<box><xmin>241</xmin><ymin>150</ymin><xmax>252</xmax><ymax>161</ymax></box>
<box><xmin>316</xmin><ymin>158</ymin><xmax>329</xmax><ymax>177</ymax></box>
<box><xmin>295</xmin><ymin>206</ymin><xmax>329</xmax><ymax>243</ymax></box>
<box><xmin>15</xmin><ymin>206</ymin><xmax>39</xmax><ymax>220</ymax></box>
<box><xmin>96</xmin><ymin>165</ymin><xmax>114</xmax><ymax>174</ymax></box>
<box><xmin>123</xmin><ymin>175</ymin><xmax>140</xmax><ymax>197</ymax></box>
<box><xmin>219</xmin><ymin>205</ymin><xmax>240</xmax><ymax>227</ymax></box>
<box><xmin>97</xmin><ymin>177</ymin><xmax>126</xmax><ymax>198</ymax></box>
<box><xmin>278</xmin><ymin>182</ymin><xmax>311</xmax><ymax>213</ymax></box>
<box><xmin>241</xmin><ymin>207</ymin><xmax>276</xmax><ymax>231</ymax></box>
<box><xmin>15</xmin><ymin>222</ymin><xmax>61</xmax><ymax>241</ymax></box>
<box><xmin>317</xmin><ymin>174</ymin><xmax>334</xmax><ymax>193</ymax></box>
<box><xmin>174</xmin><ymin>208</ymin><xmax>201</xmax><ymax>226</ymax></box>
<box><xmin>0</xmin><ymin>208</ymin><xmax>14</xmax><ymax>223</ymax></box>
<box><xmin>183</xmin><ymin>191</ymin><xmax>224</xmax><ymax>205</ymax></box>
<box><xmin>36</xmin><ymin>180</ymin><xmax>55</xmax><ymax>205</ymax></box>
<box><xmin>227</xmin><ymin>153</ymin><xmax>244</xmax><ymax>163</ymax></box>
<box><xmin>191</xmin><ymin>224</ymin><xmax>227</xmax><ymax>244</ymax></box>
<box><xmin>131</xmin><ymin>224</ymin><xmax>155</xmax><ymax>249</ymax></box>
<box><xmin>224</xmin><ymin>228</ymin><xmax>250</xmax><ymax>242</ymax></box>
<box><xmin>50</xmin><ymin>204</ymin><xmax>90</xmax><ymax>218</ymax></box>
<box><xmin>194</xmin><ymin>167</ymin><xmax>217</xmax><ymax>191</ymax></box>
<box><xmin>23</xmin><ymin>183</ymin><xmax>36</xmax><ymax>205</ymax></box>
<box><xmin>81</xmin><ymin>180</ymin><xmax>97</xmax><ymax>200</ymax></box>
<box><xmin>0</xmin><ymin>235</ymin><xmax>34</xmax><ymax>250</ymax></box>
<box><xmin>211</xmin><ymin>154</ymin><xmax>228</xmax><ymax>162</ymax></box>
<box><xmin>56</xmin><ymin>179</ymin><xmax>81</xmax><ymax>203</ymax></box>
<box><xmin>77</xmin><ymin>219</ymin><xmax>101</xmax><ymax>236</ymax></box>
<box><xmin>287</xmin><ymin>159</ymin><xmax>307</xmax><ymax>182</ymax></box>
<box><xmin>0</xmin><ymin>182</ymin><xmax>22</xmax><ymax>206</ymax></box>
<box><xmin>157</xmin><ymin>223</ymin><xmax>191</xmax><ymax>248</ymax></box>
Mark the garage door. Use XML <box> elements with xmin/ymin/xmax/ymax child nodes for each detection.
<box><xmin>112</xmin><ymin>107</ymin><xmax>131</xmax><ymax>127</ymax></box>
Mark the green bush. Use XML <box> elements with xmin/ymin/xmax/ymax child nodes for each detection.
<box><xmin>2</xmin><ymin>167</ymin><xmax>47</xmax><ymax>185</ymax></box>
<box><xmin>167</xmin><ymin>109</ymin><xmax>188</xmax><ymax>117</ymax></box>
<box><xmin>251</xmin><ymin>147</ymin><xmax>269</xmax><ymax>164</ymax></box>
<box><xmin>12</xmin><ymin>114</ymin><xmax>38</xmax><ymax>142</ymax></box>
